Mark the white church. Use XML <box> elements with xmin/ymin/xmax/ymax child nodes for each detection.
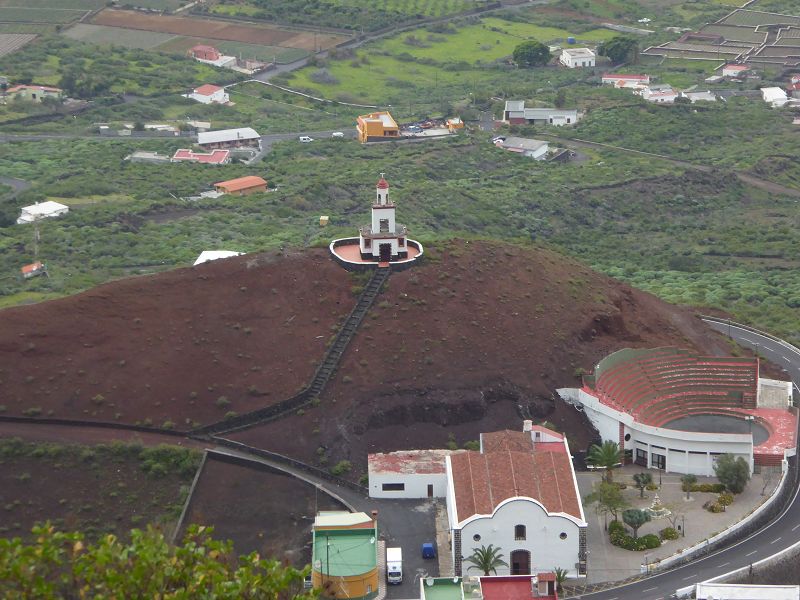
<box><xmin>358</xmin><ymin>175</ymin><xmax>409</xmax><ymax>262</ymax></box>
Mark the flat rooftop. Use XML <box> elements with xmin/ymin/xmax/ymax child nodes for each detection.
<box><xmin>312</xmin><ymin>529</ymin><xmax>377</xmax><ymax>577</ymax></box>
<box><xmin>369</xmin><ymin>449</ymin><xmax>461</xmax><ymax>475</ymax></box>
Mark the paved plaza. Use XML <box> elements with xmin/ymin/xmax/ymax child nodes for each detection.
<box><xmin>577</xmin><ymin>464</ymin><xmax>780</xmax><ymax>584</ymax></box>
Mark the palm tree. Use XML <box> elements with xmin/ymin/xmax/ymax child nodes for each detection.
<box><xmin>587</xmin><ymin>441</ymin><xmax>623</xmax><ymax>483</ymax></box>
<box><xmin>464</xmin><ymin>544</ymin><xmax>508</xmax><ymax>576</ymax></box>
<box><xmin>553</xmin><ymin>567</ymin><xmax>569</xmax><ymax>592</ymax></box>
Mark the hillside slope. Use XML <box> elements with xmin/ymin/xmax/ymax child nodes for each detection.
<box><xmin>230</xmin><ymin>240</ymin><xmax>732</xmax><ymax>469</ymax></box>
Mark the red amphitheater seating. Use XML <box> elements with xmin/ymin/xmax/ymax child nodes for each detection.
<box><xmin>589</xmin><ymin>347</ymin><xmax>759</xmax><ymax>425</ymax></box>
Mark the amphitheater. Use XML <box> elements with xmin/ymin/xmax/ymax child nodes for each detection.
<box><xmin>559</xmin><ymin>347</ymin><xmax>797</xmax><ymax>476</ymax></box>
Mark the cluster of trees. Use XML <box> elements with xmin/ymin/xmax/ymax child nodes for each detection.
<box><xmin>597</xmin><ymin>36</ymin><xmax>640</xmax><ymax>64</ymax></box>
<box><xmin>512</xmin><ymin>40</ymin><xmax>551</xmax><ymax>67</ymax></box>
<box><xmin>0</xmin><ymin>523</ymin><xmax>315</xmax><ymax>598</ymax></box>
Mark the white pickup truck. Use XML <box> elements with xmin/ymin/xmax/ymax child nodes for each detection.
<box><xmin>386</xmin><ymin>547</ymin><xmax>403</xmax><ymax>584</ymax></box>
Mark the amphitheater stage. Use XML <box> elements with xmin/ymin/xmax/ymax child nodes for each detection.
<box><xmin>663</xmin><ymin>414</ymin><xmax>770</xmax><ymax>446</ymax></box>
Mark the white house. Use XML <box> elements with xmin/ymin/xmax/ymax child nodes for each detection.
<box><xmin>722</xmin><ymin>64</ymin><xmax>750</xmax><ymax>78</ymax></box>
<box><xmin>502</xmin><ymin>101</ymin><xmax>579</xmax><ymax>125</ymax></box>
<box><xmin>446</xmin><ymin>423</ymin><xmax>587</xmax><ymax>578</ymax></box>
<box><xmin>197</xmin><ymin>127</ymin><xmax>261</xmax><ymax>150</ymax></box>
<box><xmin>601</xmin><ymin>73</ymin><xmax>650</xmax><ymax>88</ymax></box>
<box><xmin>193</xmin><ymin>251</ymin><xmax>243</xmax><ymax>266</ymax></box>
<box><xmin>494</xmin><ymin>136</ymin><xmax>549</xmax><ymax>160</ymax></box>
<box><xmin>762</xmin><ymin>87</ymin><xmax>789</xmax><ymax>107</ymax></box>
<box><xmin>558</xmin><ymin>347</ymin><xmax>797</xmax><ymax>476</ymax></box>
<box><xmin>368</xmin><ymin>449</ymin><xmax>461</xmax><ymax>498</ymax></box>
<box><xmin>17</xmin><ymin>201</ymin><xmax>69</xmax><ymax>224</ymax></box>
<box><xmin>185</xmin><ymin>84</ymin><xmax>229</xmax><ymax>105</ymax></box>
<box><xmin>641</xmin><ymin>84</ymin><xmax>678</xmax><ymax>103</ymax></box>
<box><xmin>681</xmin><ymin>90</ymin><xmax>718</xmax><ymax>103</ymax></box>
<box><xmin>560</xmin><ymin>47</ymin><xmax>595</xmax><ymax>68</ymax></box>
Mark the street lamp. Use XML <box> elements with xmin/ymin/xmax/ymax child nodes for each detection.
<box><xmin>681</xmin><ymin>515</ymin><xmax>686</xmax><ymax>537</ymax></box>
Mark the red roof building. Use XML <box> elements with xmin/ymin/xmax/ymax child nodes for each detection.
<box><xmin>446</xmin><ymin>421</ymin><xmax>586</xmax><ymax>579</ymax></box>
<box><xmin>188</xmin><ymin>45</ymin><xmax>220</xmax><ymax>61</ymax></box>
<box><xmin>20</xmin><ymin>261</ymin><xmax>45</xmax><ymax>279</ymax></box>
<box><xmin>213</xmin><ymin>175</ymin><xmax>268</xmax><ymax>195</ymax></box>
<box><xmin>172</xmin><ymin>148</ymin><xmax>230</xmax><ymax>165</ymax></box>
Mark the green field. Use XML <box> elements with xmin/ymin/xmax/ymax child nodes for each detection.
<box><xmin>208</xmin><ymin>0</ymin><xmax>489</xmax><ymax>31</ymax></box>
<box><xmin>63</xmin><ymin>23</ymin><xmax>177</xmax><ymax>49</ymax></box>
<box><xmin>0</xmin><ymin>0</ymin><xmax>105</xmax><ymax>7</ymax></box>
<box><xmin>124</xmin><ymin>0</ymin><xmax>187</xmax><ymax>10</ymax></box>
<box><xmin>0</xmin><ymin>7</ymin><xmax>86</xmax><ymax>23</ymax></box>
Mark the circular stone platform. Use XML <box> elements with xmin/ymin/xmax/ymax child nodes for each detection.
<box><xmin>329</xmin><ymin>237</ymin><xmax>423</xmax><ymax>270</ymax></box>
<box><xmin>662</xmin><ymin>414</ymin><xmax>770</xmax><ymax>446</ymax></box>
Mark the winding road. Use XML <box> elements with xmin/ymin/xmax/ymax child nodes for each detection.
<box><xmin>568</xmin><ymin>318</ymin><xmax>800</xmax><ymax>600</ymax></box>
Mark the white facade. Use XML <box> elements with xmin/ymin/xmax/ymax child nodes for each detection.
<box><xmin>358</xmin><ymin>176</ymin><xmax>407</xmax><ymax>260</ymax></box>
<box><xmin>193</xmin><ymin>250</ymin><xmax>243</xmax><ymax>266</ymax></box>
<box><xmin>453</xmin><ymin>497</ymin><xmax>583</xmax><ymax>578</ymax></box>
<box><xmin>368</xmin><ymin>449</ymin><xmax>456</xmax><ymax>499</ymax></box>
<box><xmin>560</xmin><ymin>48</ymin><xmax>595</xmax><ymax>68</ymax></box>
<box><xmin>558</xmin><ymin>387</ymin><xmax>754</xmax><ymax>476</ymax></box>
<box><xmin>722</xmin><ymin>64</ymin><xmax>750</xmax><ymax>77</ymax></box>
<box><xmin>186</xmin><ymin>86</ymin><xmax>229</xmax><ymax>105</ymax></box>
<box><xmin>198</xmin><ymin>127</ymin><xmax>261</xmax><ymax>146</ymax></box>
<box><xmin>17</xmin><ymin>201</ymin><xmax>69</xmax><ymax>224</ymax></box>
<box><xmin>696</xmin><ymin>583</ymin><xmax>799</xmax><ymax>600</ymax></box>
<box><xmin>642</xmin><ymin>86</ymin><xmax>678</xmax><ymax>103</ymax></box>
<box><xmin>762</xmin><ymin>87</ymin><xmax>788</xmax><ymax>107</ymax></box>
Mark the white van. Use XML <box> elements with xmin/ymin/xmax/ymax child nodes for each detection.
<box><xmin>299</xmin><ymin>136</ymin><xmax>313</xmax><ymax>143</ymax></box>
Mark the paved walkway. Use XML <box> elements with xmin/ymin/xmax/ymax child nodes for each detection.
<box><xmin>577</xmin><ymin>464</ymin><xmax>779</xmax><ymax>584</ymax></box>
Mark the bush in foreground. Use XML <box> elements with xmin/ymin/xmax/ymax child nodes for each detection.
<box><xmin>0</xmin><ymin>523</ymin><xmax>316</xmax><ymax>599</ymax></box>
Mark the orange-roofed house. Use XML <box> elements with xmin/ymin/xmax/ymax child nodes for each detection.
<box><xmin>356</xmin><ymin>111</ymin><xmax>399</xmax><ymax>143</ymax></box>
<box><xmin>213</xmin><ymin>175</ymin><xmax>267</xmax><ymax>196</ymax></box>
<box><xmin>6</xmin><ymin>84</ymin><xmax>62</xmax><ymax>103</ymax></box>
<box><xmin>20</xmin><ymin>261</ymin><xmax>45</xmax><ymax>279</ymax></box>
<box><xmin>446</xmin><ymin>421</ymin><xmax>587</xmax><ymax>578</ymax></box>
<box><xmin>186</xmin><ymin>84</ymin><xmax>229</xmax><ymax>105</ymax></box>
<box><xmin>188</xmin><ymin>45</ymin><xmax>220</xmax><ymax>61</ymax></box>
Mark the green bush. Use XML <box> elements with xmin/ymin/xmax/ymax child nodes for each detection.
<box><xmin>691</xmin><ymin>483</ymin><xmax>725</xmax><ymax>493</ymax></box>
<box><xmin>718</xmin><ymin>492</ymin><xmax>734</xmax><ymax>506</ymax></box>
<box><xmin>645</xmin><ymin>483</ymin><xmax>659</xmax><ymax>491</ymax></box>
<box><xmin>659</xmin><ymin>527</ymin><xmax>679</xmax><ymax>541</ymax></box>
<box><xmin>640</xmin><ymin>534</ymin><xmax>661</xmax><ymax>549</ymax></box>
<box><xmin>608</xmin><ymin>520</ymin><xmax>626</xmax><ymax>536</ymax></box>
<box><xmin>330</xmin><ymin>460</ymin><xmax>352</xmax><ymax>476</ymax></box>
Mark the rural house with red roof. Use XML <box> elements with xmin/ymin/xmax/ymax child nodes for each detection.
<box><xmin>185</xmin><ymin>84</ymin><xmax>229</xmax><ymax>105</ymax></box>
<box><xmin>446</xmin><ymin>422</ymin><xmax>587</xmax><ymax>578</ymax></box>
<box><xmin>213</xmin><ymin>175</ymin><xmax>267</xmax><ymax>196</ymax></box>
<box><xmin>6</xmin><ymin>84</ymin><xmax>62</xmax><ymax>103</ymax></box>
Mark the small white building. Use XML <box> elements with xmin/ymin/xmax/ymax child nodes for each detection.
<box><xmin>358</xmin><ymin>175</ymin><xmax>409</xmax><ymax>261</ymax></box>
<box><xmin>601</xmin><ymin>73</ymin><xmax>650</xmax><ymax>88</ymax></box>
<box><xmin>368</xmin><ymin>449</ymin><xmax>461</xmax><ymax>498</ymax></box>
<box><xmin>722</xmin><ymin>64</ymin><xmax>750</xmax><ymax>78</ymax></box>
<box><xmin>17</xmin><ymin>201</ymin><xmax>69</xmax><ymax>225</ymax></box>
<box><xmin>696</xmin><ymin>583</ymin><xmax>799</xmax><ymax>600</ymax></box>
<box><xmin>560</xmin><ymin>47</ymin><xmax>595</xmax><ymax>68</ymax></box>
<box><xmin>197</xmin><ymin>127</ymin><xmax>261</xmax><ymax>150</ymax></box>
<box><xmin>447</xmin><ymin>422</ymin><xmax>587</xmax><ymax>578</ymax></box>
<box><xmin>502</xmin><ymin>101</ymin><xmax>579</xmax><ymax>125</ymax></box>
<box><xmin>762</xmin><ymin>86</ymin><xmax>789</xmax><ymax>107</ymax></box>
<box><xmin>185</xmin><ymin>84</ymin><xmax>229</xmax><ymax>105</ymax></box>
<box><xmin>681</xmin><ymin>90</ymin><xmax>718</xmax><ymax>103</ymax></box>
<box><xmin>641</xmin><ymin>84</ymin><xmax>678</xmax><ymax>103</ymax></box>
<box><xmin>494</xmin><ymin>136</ymin><xmax>549</xmax><ymax>160</ymax></box>
<box><xmin>193</xmin><ymin>251</ymin><xmax>243</xmax><ymax>266</ymax></box>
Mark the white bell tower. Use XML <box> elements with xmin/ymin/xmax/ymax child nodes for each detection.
<box><xmin>359</xmin><ymin>174</ymin><xmax>408</xmax><ymax>262</ymax></box>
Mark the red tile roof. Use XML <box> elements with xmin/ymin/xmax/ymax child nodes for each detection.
<box><xmin>449</xmin><ymin>444</ymin><xmax>583</xmax><ymax>524</ymax></box>
<box><xmin>480</xmin><ymin>576</ymin><xmax>557</xmax><ymax>600</ymax></box>
<box><xmin>377</xmin><ymin>177</ymin><xmax>389</xmax><ymax>189</ymax></box>
<box><xmin>172</xmin><ymin>148</ymin><xmax>229</xmax><ymax>164</ymax></box>
<box><xmin>194</xmin><ymin>84</ymin><xmax>223</xmax><ymax>96</ymax></box>
<box><xmin>369</xmin><ymin>449</ymin><xmax>460</xmax><ymax>475</ymax></box>
<box><xmin>20</xmin><ymin>261</ymin><xmax>43</xmax><ymax>275</ymax></box>
<box><xmin>214</xmin><ymin>175</ymin><xmax>267</xmax><ymax>192</ymax></box>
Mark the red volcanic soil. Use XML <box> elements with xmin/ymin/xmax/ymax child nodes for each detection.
<box><xmin>232</xmin><ymin>240</ymin><xmax>732</xmax><ymax>474</ymax></box>
<box><xmin>181</xmin><ymin>455</ymin><xmax>345</xmax><ymax>564</ymax></box>
<box><xmin>0</xmin><ymin>439</ymin><xmax>195</xmax><ymax>542</ymax></box>
<box><xmin>0</xmin><ymin>249</ymin><xmax>353</xmax><ymax>430</ymax></box>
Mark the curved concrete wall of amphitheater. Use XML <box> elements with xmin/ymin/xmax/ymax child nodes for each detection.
<box><xmin>558</xmin><ymin>388</ymin><xmax>754</xmax><ymax>477</ymax></box>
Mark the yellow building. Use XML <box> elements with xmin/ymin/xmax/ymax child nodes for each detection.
<box><xmin>356</xmin><ymin>111</ymin><xmax>399</xmax><ymax>143</ymax></box>
<box><xmin>446</xmin><ymin>117</ymin><xmax>464</xmax><ymax>132</ymax></box>
<box><xmin>312</xmin><ymin>511</ymin><xmax>379</xmax><ymax>599</ymax></box>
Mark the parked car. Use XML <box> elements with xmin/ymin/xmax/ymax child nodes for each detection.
<box><xmin>421</xmin><ymin>542</ymin><xmax>436</xmax><ymax>559</ymax></box>
<box><xmin>331</xmin><ymin>131</ymin><xmax>344</xmax><ymax>138</ymax></box>
<box><xmin>407</xmin><ymin>125</ymin><xmax>423</xmax><ymax>133</ymax></box>
<box><xmin>299</xmin><ymin>136</ymin><xmax>313</xmax><ymax>143</ymax></box>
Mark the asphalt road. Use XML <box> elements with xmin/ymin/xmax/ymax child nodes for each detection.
<box><xmin>575</xmin><ymin>319</ymin><xmax>800</xmax><ymax>600</ymax></box>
